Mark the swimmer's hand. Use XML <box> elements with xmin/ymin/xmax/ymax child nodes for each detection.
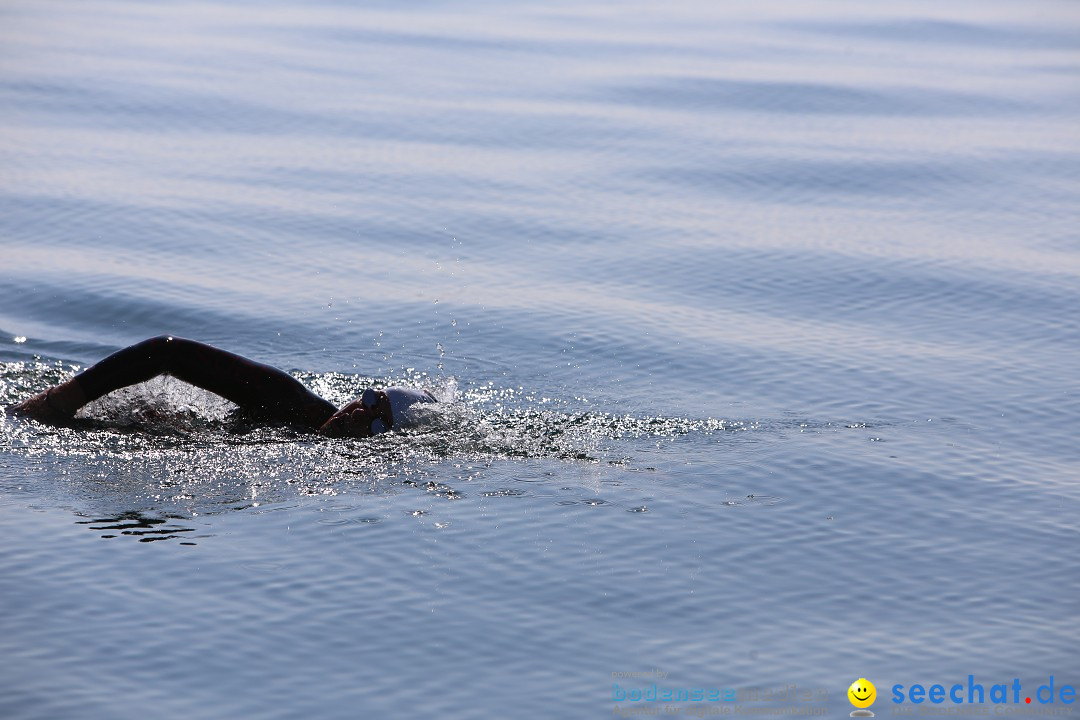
<box><xmin>9</xmin><ymin>382</ymin><xmax>85</xmax><ymax>424</ymax></box>
<box><xmin>10</xmin><ymin>391</ymin><xmax>74</xmax><ymax>424</ymax></box>
<box><xmin>320</xmin><ymin>401</ymin><xmax>367</xmax><ymax>438</ymax></box>
<box><xmin>319</xmin><ymin>400</ymin><xmax>383</xmax><ymax>438</ymax></box>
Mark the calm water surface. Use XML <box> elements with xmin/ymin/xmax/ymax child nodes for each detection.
<box><xmin>1</xmin><ymin>1</ymin><xmax>1078</xmax><ymax>718</ymax></box>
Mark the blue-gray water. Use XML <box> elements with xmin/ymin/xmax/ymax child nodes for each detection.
<box><xmin>1</xmin><ymin>1</ymin><xmax>1078</xmax><ymax>718</ymax></box>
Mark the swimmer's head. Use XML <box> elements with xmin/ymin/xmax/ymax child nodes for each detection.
<box><xmin>360</xmin><ymin>388</ymin><xmax>380</xmax><ymax>409</ymax></box>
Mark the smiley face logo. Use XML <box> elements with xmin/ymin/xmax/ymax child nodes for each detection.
<box><xmin>848</xmin><ymin>678</ymin><xmax>876</xmax><ymax>708</ymax></box>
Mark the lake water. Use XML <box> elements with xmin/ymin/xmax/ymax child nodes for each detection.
<box><xmin>1</xmin><ymin>1</ymin><xmax>1078</xmax><ymax>718</ymax></box>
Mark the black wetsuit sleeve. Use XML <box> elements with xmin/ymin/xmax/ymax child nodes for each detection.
<box><xmin>74</xmin><ymin>336</ymin><xmax>338</xmax><ymax>428</ymax></box>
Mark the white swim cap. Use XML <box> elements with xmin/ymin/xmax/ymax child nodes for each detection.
<box><xmin>361</xmin><ymin>388</ymin><xmax>380</xmax><ymax>409</ymax></box>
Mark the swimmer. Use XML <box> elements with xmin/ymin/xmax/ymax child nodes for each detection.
<box><xmin>9</xmin><ymin>336</ymin><xmax>436</xmax><ymax>438</ymax></box>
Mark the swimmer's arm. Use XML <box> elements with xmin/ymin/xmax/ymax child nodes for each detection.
<box><xmin>10</xmin><ymin>336</ymin><xmax>337</xmax><ymax>427</ymax></box>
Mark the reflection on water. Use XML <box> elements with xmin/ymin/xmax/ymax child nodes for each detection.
<box><xmin>75</xmin><ymin>510</ymin><xmax>199</xmax><ymax>544</ymax></box>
